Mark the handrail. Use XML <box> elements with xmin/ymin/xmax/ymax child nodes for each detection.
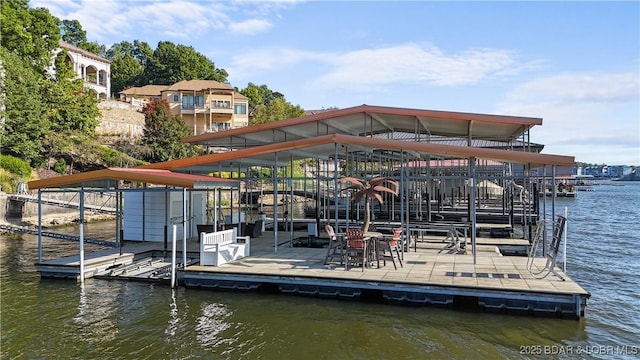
<box><xmin>528</xmin><ymin>215</ymin><xmax>566</xmax><ymax>281</ymax></box>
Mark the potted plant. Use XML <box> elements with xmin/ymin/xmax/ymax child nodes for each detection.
<box><xmin>338</xmin><ymin>177</ymin><xmax>399</xmax><ymax>233</ymax></box>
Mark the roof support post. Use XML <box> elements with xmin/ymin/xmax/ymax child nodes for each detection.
<box><xmin>37</xmin><ymin>190</ymin><xmax>42</xmax><ymax>263</ymax></box>
<box><xmin>333</xmin><ymin>143</ymin><xmax>339</xmax><ymax>227</ymax></box>
<box><xmin>164</xmin><ymin>189</ymin><xmax>170</xmax><ymax>255</ymax></box>
<box><xmin>183</xmin><ymin>187</ymin><xmax>188</xmax><ymax>269</ymax></box>
<box><xmin>273</xmin><ymin>153</ymin><xmax>279</xmax><ymax>254</ymax></box>
<box><xmin>116</xmin><ymin>184</ymin><xmax>122</xmax><ymax>255</ymax></box>
<box><xmin>548</xmin><ymin>165</ymin><xmax>559</xmax><ymax>257</ymax></box>
<box><xmin>399</xmin><ymin>151</ymin><xmax>406</xmax><ymax>248</ymax></box>
<box><xmin>289</xmin><ymin>154</ymin><xmax>294</xmax><ymax>245</ymax></box>
<box><xmin>79</xmin><ymin>188</ymin><xmax>85</xmax><ymax>283</ymax></box>
<box><xmin>541</xmin><ymin>164</ymin><xmax>548</xmax><ymax>245</ymax></box>
<box><xmin>171</xmin><ymin>223</ymin><xmax>177</xmax><ymax>288</ymax></box>
<box><xmin>469</xmin><ymin>157</ymin><xmax>477</xmax><ymax>265</ymax></box>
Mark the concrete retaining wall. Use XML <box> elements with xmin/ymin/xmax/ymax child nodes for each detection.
<box><xmin>1</xmin><ymin>192</ymin><xmax>117</xmax><ymax>224</ymax></box>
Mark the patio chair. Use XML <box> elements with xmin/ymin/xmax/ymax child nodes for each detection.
<box><xmin>377</xmin><ymin>227</ymin><xmax>404</xmax><ymax>269</ymax></box>
<box><xmin>241</xmin><ymin>220</ymin><xmax>263</xmax><ymax>238</ymax></box>
<box><xmin>438</xmin><ymin>224</ymin><xmax>466</xmax><ymax>254</ymax></box>
<box><xmin>345</xmin><ymin>229</ymin><xmax>367</xmax><ymax>272</ymax></box>
<box><xmin>323</xmin><ymin>225</ymin><xmax>344</xmax><ymax>265</ymax></box>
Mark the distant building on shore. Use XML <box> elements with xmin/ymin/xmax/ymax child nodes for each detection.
<box><xmin>576</xmin><ymin>165</ymin><xmax>634</xmax><ymax>178</ymax></box>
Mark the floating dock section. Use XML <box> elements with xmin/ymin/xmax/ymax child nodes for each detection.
<box><xmin>35</xmin><ymin>233</ymin><xmax>590</xmax><ymax>320</ymax></box>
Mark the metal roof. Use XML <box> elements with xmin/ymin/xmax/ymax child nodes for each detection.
<box><xmin>141</xmin><ymin>133</ymin><xmax>574</xmax><ymax>174</ymax></box>
<box><xmin>27</xmin><ymin>168</ymin><xmax>240</xmax><ymax>191</ymax></box>
<box><xmin>183</xmin><ymin>104</ymin><xmax>543</xmax><ymax>148</ymax></box>
<box><xmin>27</xmin><ymin>105</ymin><xmax>569</xmax><ymax>191</ymax></box>
<box><xmin>373</xmin><ymin>132</ymin><xmax>545</xmax><ymax>151</ymax></box>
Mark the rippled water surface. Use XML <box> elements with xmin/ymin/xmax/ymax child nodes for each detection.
<box><xmin>1</xmin><ymin>183</ymin><xmax>639</xmax><ymax>359</ymax></box>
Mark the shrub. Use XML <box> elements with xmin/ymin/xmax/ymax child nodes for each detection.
<box><xmin>0</xmin><ymin>168</ymin><xmax>16</xmax><ymax>193</ymax></box>
<box><xmin>0</xmin><ymin>155</ymin><xmax>32</xmax><ymax>179</ymax></box>
<box><xmin>53</xmin><ymin>158</ymin><xmax>67</xmax><ymax>174</ymax></box>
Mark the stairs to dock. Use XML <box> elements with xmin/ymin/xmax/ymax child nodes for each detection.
<box><xmin>94</xmin><ymin>251</ymin><xmax>199</xmax><ymax>281</ymax></box>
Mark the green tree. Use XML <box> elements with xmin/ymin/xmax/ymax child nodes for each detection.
<box><xmin>140</xmin><ymin>100</ymin><xmax>191</xmax><ymax>162</ymax></box>
<box><xmin>239</xmin><ymin>82</ymin><xmax>285</xmax><ymax>109</ymax></box>
<box><xmin>110</xmin><ymin>54</ymin><xmax>144</xmax><ymax>95</ymax></box>
<box><xmin>41</xmin><ymin>52</ymin><xmax>100</xmax><ymax>134</ymax></box>
<box><xmin>0</xmin><ymin>47</ymin><xmax>49</xmax><ymax>165</ymax></box>
<box><xmin>42</xmin><ymin>80</ymin><xmax>100</xmax><ymax>134</ymax></box>
<box><xmin>60</xmin><ymin>19</ymin><xmax>86</xmax><ymax>46</ymax></box>
<box><xmin>59</xmin><ymin>19</ymin><xmax>105</xmax><ymax>55</ymax></box>
<box><xmin>106</xmin><ymin>40</ymin><xmax>153</xmax><ymax>94</ymax></box>
<box><xmin>142</xmin><ymin>41</ymin><xmax>228</xmax><ymax>85</ymax></box>
<box><xmin>250</xmin><ymin>98</ymin><xmax>305</xmax><ymax>125</ymax></box>
<box><xmin>1</xmin><ymin>0</ymin><xmax>61</xmax><ymax>72</ymax></box>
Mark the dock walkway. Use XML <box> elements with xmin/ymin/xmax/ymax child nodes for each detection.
<box><xmin>35</xmin><ymin>231</ymin><xmax>590</xmax><ymax>319</ymax></box>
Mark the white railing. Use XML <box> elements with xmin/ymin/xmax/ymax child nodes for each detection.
<box><xmin>131</xmin><ymin>98</ymin><xmax>148</xmax><ymax>108</ymax></box>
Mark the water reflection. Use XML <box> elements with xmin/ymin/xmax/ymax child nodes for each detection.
<box><xmin>165</xmin><ymin>289</ymin><xmax>179</xmax><ymax>337</ymax></box>
<box><xmin>73</xmin><ymin>281</ymin><xmax>119</xmax><ymax>343</ymax></box>
<box><xmin>1</xmin><ymin>184</ymin><xmax>638</xmax><ymax>359</ymax></box>
<box><xmin>195</xmin><ymin>302</ymin><xmax>232</xmax><ymax>347</ymax></box>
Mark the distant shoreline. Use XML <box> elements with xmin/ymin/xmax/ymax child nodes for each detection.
<box><xmin>3</xmin><ymin>213</ymin><xmax>115</xmax><ymax>231</ymax></box>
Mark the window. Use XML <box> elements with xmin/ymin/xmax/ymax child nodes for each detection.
<box><xmin>234</xmin><ymin>103</ymin><xmax>247</xmax><ymax>115</ymax></box>
<box><xmin>173</xmin><ymin>94</ymin><xmax>179</xmax><ymax>102</ymax></box>
<box><xmin>182</xmin><ymin>95</ymin><xmax>204</xmax><ymax>109</ymax></box>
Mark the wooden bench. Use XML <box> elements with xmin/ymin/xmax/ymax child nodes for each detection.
<box><xmin>200</xmin><ymin>228</ymin><xmax>250</xmax><ymax>266</ymax></box>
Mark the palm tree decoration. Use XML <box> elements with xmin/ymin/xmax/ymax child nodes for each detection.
<box><xmin>338</xmin><ymin>177</ymin><xmax>399</xmax><ymax>233</ymax></box>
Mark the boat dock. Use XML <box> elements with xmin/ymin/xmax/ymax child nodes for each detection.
<box><xmin>35</xmin><ymin>231</ymin><xmax>590</xmax><ymax>319</ymax></box>
<box><xmin>24</xmin><ymin>105</ymin><xmax>589</xmax><ymax>320</ymax></box>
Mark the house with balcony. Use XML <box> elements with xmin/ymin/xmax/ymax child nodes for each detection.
<box><xmin>161</xmin><ymin>80</ymin><xmax>249</xmax><ymax>135</ymax></box>
<box><xmin>119</xmin><ymin>85</ymin><xmax>169</xmax><ymax>107</ymax></box>
<box><xmin>57</xmin><ymin>41</ymin><xmax>111</xmax><ymax>99</ymax></box>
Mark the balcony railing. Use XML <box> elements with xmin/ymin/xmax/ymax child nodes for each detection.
<box><xmin>211</xmin><ymin>103</ymin><xmax>232</xmax><ymax>110</ymax></box>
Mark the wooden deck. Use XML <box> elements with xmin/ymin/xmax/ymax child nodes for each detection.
<box><xmin>35</xmin><ymin>230</ymin><xmax>590</xmax><ymax>319</ymax></box>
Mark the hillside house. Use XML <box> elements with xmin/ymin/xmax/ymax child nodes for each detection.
<box><xmin>119</xmin><ymin>80</ymin><xmax>250</xmax><ymax>135</ymax></box>
<box><xmin>57</xmin><ymin>40</ymin><xmax>111</xmax><ymax>99</ymax></box>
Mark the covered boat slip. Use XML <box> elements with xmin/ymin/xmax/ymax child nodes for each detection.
<box><xmin>28</xmin><ymin>168</ymin><xmax>241</xmax><ymax>286</ymax></box>
<box><xmin>26</xmin><ymin>104</ymin><xmax>586</xmax><ymax>317</ymax></box>
<box><xmin>140</xmin><ymin>105</ymin><xmax>574</xmax><ymax>259</ymax></box>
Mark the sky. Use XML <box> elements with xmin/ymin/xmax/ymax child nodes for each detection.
<box><xmin>32</xmin><ymin>0</ymin><xmax>640</xmax><ymax>165</ymax></box>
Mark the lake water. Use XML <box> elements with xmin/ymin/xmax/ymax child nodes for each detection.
<box><xmin>1</xmin><ymin>183</ymin><xmax>639</xmax><ymax>359</ymax></box>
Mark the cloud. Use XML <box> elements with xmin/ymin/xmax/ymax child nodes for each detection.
<box><xmin>502</xmin><ymin>72</ymin><xmax>639</xmax><ymax>105</ymax></box>
<box><xmin>32</xmin><ymin>0</ymin><xmax>275</xmax><ymax>46</ymax></box>
<box><xmin>317</xmin><ymin>45</ymin><xmax>529</xmax><ymax>88</ymax></box>
<box><xmin>228</xmin><ymin>19</ymin><xmax>273</xmax><ymax>35</ymax></box>
<box><xmin>226</xmin><ymin>47</ymin><xmax>326</xmax><ymax>77</ymax></box>
<box><xmin>497</xmin><ymin>71</ymin><xmax>640</xmax><ymax>164</ymax></box>
<box><xmin>227</xmin><ymin>43</ymin><xmax>538</xmax><ymax>88</ymax></box>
